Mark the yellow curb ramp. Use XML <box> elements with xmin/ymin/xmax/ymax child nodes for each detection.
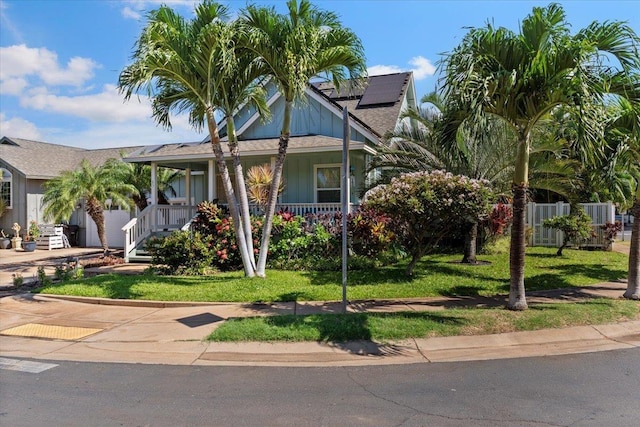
<box><xmin>1</xmin><ymin>323</ymin><xmax>103</xmax><ymax>340</ymax></box>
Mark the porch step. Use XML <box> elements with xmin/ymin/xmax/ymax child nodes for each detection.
<box><xmin>127</xmin><ymin>254</ymin><xmax>152</xmax><ymax>263</ymax></box>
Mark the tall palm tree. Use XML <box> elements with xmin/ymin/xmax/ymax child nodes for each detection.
<box><xmin>118</xmin><ymin>1</ymin><xmax>269</xmax><ymax>277</ymax></box>
<box><xmin>370</xmin><ymin>92</ymin><xmax>515</xmax><ymax>264</ymax></box>
<box><xmin>372</xmin><ymin>92</ymin><xmax>577</xmax><ymax>264</ymax></box>
<box><xmin>440</xmin><ymin>3</ymin><xmax>640</xmax><ymax>310</ymax></box>
<box><xmin>42</xmin><ymin>159</ymin><xmax>136</xmax><ymax>253</ymax></box>
<box><xmin>608</xmin><ymin>97</ymin><xmax>640</xmax><ymax>300</ymax></box>
<box><xmin>240</xmin><ymin>0</ymin><xmax>367</xmax><ymax>276</ymax></box>
<box><xmin>124</xmin><ymin>163</ymin><xmax>182</xmax><ymax>211</ymax></box>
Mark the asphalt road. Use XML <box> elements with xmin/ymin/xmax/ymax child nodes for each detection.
<box><xmin>1</xmin><ymin>348</ymin><xmax>638</xmax><ymax>427</ymax></box>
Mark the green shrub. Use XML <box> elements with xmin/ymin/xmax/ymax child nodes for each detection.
<box><xmin>543</xmin><ymin>207</ymin><xmax>595</xmax><ymax>256</ymax></box>
<box><xmin>148</xmin><ymin>231</ymin><xmax>217</xmax><ymax>275</ymax></box>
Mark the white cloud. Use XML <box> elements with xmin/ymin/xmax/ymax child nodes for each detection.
<box><xmin>368</xmin><ymin>56</ymin><xmax>436</xmax><ymax>80</ymax></box>
<box><xmin>20</xmin><ymin>84</ymin><xmax>153</xmax><ymax>122</ymax></box>
<box><xmin>0</xmin><ymin>76</ymin><xmax>28</xmax><ymax>96</ymax></box>
<box><xmin>0</xmin><ymin>113</ymin><xmax>42</xmax><ymax>140</ymax></box>
<box><xmin>120</xmin><ymin>0</ymin><xmax>195</xmax><ymax>20</ymax></box>
<box><xmin>409</xmin><ymin>56</ymin><xmax>437</xmax><ymax>80</ymax></box>
<box><xmin>122</xmin><ymin>6</ymin><xmax>141</xmax><ymax>20</ymax></box>
<box><xmin>46</xmin><ymin>120</ymin><xmax>202</xmax><ymax>149</ymax></box>
<box><xmin>368</xmin><ymin>65</ymin><xmax>403</xmax><ymax>76</ymax></box>
<box><xmin>0</xmin><ymin>44</ymin><xmax>99</xmax><ymax>88</ymax></box>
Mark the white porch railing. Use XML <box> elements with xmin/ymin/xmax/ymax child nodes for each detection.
<box><xmin>123</xmin><ymin>202</ymin><xmax>352</xmax><ymax>261</ymax></box>
<box><xmin>122</xmin><ymin>204</ymin><xmax>194</xmax><ymax>261</ymax></box>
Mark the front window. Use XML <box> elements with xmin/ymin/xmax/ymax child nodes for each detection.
<box><xmin>1</xmin><ymin>168</ymin><xmax>12</xmax><ymax>209</ymax></box>
<box><xmin>315</xmin><ymin>164</ymin><xmax>341</xmax><ymax>203</ymax></box>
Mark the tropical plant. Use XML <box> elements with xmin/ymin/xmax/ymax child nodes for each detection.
<box><xmin>371</xmin><ymin>92</ymin><xmax>514</xmax><ymax>264</ymax></box>
<box><xmin>119</xmin><ymin>1</ymin><xmax>269</xmax><ymax>277</ymax></box>
<box><xmin>440</xmin><ymin>3</ymin><xmax>640</xmax><ymax>309</ymax></box>
<box><xmin>245</xmin><ymin>164</ymin><xmax>284</xmax><ymax>211</ymax></box>
<box><xmin>612</xmin><ymin>98</ymin><xmax>640</xmax><ymax>300</ymax></box>
<box><xmin>123</xmin><ymin>163</ymin><xmax>182</xmax><ymax>211</ymax></box>
<box><xmin>240</xmin><ymin>0</ymin><xmax>367</xmax><ymax>276</ymax></box>
<box><xmin>42</xmin><ymin>159</ymin><xmax>136</xmax><ymax>253</ymax></box>
<box><xmin>543</xmin><ymin>207</ymin><xmax>595</xmax><ymax>256</ymax></box>
<box><xmin>363</xmin><ymin>170</ymin><xmax>493</xmax><ymax>276</ymax></box>
<box><xmin>25</xmin><ymin>220</ymin><xmax>41</xmax><ymax>242</ymax></box>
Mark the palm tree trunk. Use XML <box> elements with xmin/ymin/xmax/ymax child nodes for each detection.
<box><xmin>256</xmin><ymin>100</ymin><xmax>292</xmax><ymax>276</ymax></box>
<box><xmin>86</xmin><ymin>197</ymin><xmax>108</xmax><ymax>253</ymax></box>
<box><xmin>206</xmin><ymin>109</ymin><xmax>256</xmax><ymax>277</ymax></box>
<box><xmin>624</xmin><ymin>199</ymin><xmax>640</xmax><ymax>299</ymax></box>
<box><xmin>226</xmin><ymin>114</ymin><xmax>257</xmax><ymax>271</ymax></box>
<box><xmin>508</xmin><ymin>132</ymin><xmax>530</xmax><ymax>310</ymax></box>
<box><xmin>462</xmin><ymin>222</ymin><xmax>478</xmax><ymax>264</ymax></box>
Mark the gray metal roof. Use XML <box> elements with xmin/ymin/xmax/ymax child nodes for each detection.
<box><xmin>0</xmin><ymin>137</ymin><xmax>141</xmax><ymax>179</ymax></box>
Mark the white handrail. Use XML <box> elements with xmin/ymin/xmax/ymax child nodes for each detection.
<box><xmin>123</xmin><ymin>202</ymin><xmax>356</xmax><ymax>261</ymax></box>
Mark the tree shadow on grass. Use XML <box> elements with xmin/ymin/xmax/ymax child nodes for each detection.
<box><xmin>301</xmin><ymin>265</ymin><xmax>417</xmax><ymax>287</ymax></box>
<box><xmin>262</xmin><ymin>311</ymin><xmax>466</xmax><ymax>356</ymax></box>
<box><xmin>36</xmin><ymin>273</ymin><xmax>145</xmax><ymax>300</ymax></box>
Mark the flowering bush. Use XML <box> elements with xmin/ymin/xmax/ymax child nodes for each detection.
<box><xmin>191</xmin><ymin>201</ymin><xmax>262</xmax><ymax>271</ymax></box>
<box><xmin>363</xmin><ymin>170</ymin><xmax>493</xmax><ymax>275</ymax></box>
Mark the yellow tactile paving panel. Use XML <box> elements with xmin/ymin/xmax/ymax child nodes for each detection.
<box><xmin>0</xmin><ymin>323</ymin><xmax>103</xmax><ymax>340</ymax></box>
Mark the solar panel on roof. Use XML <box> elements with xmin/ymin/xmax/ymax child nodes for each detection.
<box><xmin>358</xmin><ymin>73</ymin><xmax>407</xmax><ymax>107</ymax></box>
<box><xmin>329</xmin><ymin>83</ymin><xmax>365</xmax><ymax>99</ymax></box>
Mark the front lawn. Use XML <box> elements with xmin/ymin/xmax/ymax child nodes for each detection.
<box><xmin>208</xmin><ymin>299</ymin><xmax>640</xmax><ymax>342</ymax></box>
<box><xmin>37</xmin><ymin>247</ymin><xmax>628</xmax><ymax>303</ymax></box>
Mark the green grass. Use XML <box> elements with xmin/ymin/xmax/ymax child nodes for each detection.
<box><xmin>37</xmin><ymin>247</ymin><xmax>628</xmax><ymax>303</ymax></box>
<box><xmin>208</xmin><ymin>299</ymin><xmax>640</xmax><ymax>342</ymax></box>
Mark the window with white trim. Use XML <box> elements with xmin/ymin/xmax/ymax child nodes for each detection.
<box><xmin>314</xmin><ymin>164</ymin><xmax>341</xmax><ymax>203</ymax></box>
<box><xmin>1</xmin><ymin>168</ymin><xmax>11</xmax><ymax>209</ymax></box>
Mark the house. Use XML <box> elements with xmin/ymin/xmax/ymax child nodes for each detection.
<box><xmin>121</xmin><ymin>72</ymin><xmax>418</xmax><ymax>260</ymax></box>
<box><xmin>0</xmin><ymin>136</ymin><xmax>141</xmax><ymax>247</ymax></box>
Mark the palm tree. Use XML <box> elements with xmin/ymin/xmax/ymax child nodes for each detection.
<box><xmin>608</xmin><ymin>97</ymin><xmax>640</xmax><ymax>300</ymax></box>
<box><xmin>42</xmin><ymin>159</ymin><xmax>136</xmax><ymax>253</ymax></box>
<box><xmin>118</xmin><ymin>1</ymin><xmax>269</xmax><ymax>277</ymax></box>
<box><xmin>440</xmin><ymin>3</ymin><xmax>640</xmax><ymax>310</ymax></box>
<box><xmin>370</xmin><ymin>92</ymin><xmax>514</xmax><ymax>264</ymax></box>
<box><xmin>240</xmin><ymin>0</ymin><xmax>367</xmax><ymax>276</ymax></box>
<box><xmin>124</xmin><ymin>163</ymin><xmax>182</xmax><ymax>211</ymax></box>
<box><xmin>372</xmin><ymin>92</ymin><xmax>577</xmax><ymax>264</ymax></box>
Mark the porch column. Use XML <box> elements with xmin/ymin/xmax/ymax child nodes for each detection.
<box><xmin>150</xmin><ymin>162</ymin><xmax>158</xmax><ymax>205</ymax></box>
<box><xmin>208</xmin><ymin>159</ymin><xmax>215</xmax><ymax>201</ymax></box>
<box><xmin>185</xmin><ymin>167</ymin><xmax>192</xmax><ymax>218</ymax></box>
<box><xmin>150</xmin><ymin>162</ymin><xmax>158</xmax><ymax>232</ymax></box>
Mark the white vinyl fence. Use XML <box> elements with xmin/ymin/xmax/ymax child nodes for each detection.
<box><xmin>526</xmin><ymin>202</ymin><xmax>615</xmax><ymax>248</ymax></box>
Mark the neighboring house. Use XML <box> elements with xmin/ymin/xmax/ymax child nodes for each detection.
<box><xmin>121</xmin><ymin>72</ymin><xmax>417</xmax><ymax>260</ymax></box>
<box><xmin>0</xmin><ymin>136</ymin><xmax>140</xmax><ymax>247</ymax></box>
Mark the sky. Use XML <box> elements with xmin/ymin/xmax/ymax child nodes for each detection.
<box><xmin>1</xmin><ymin>0</ymin><xmax>638</xmax><ymax>149</ymax></box>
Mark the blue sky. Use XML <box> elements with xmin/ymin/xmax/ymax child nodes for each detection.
<box><xmin>1</xmin><ymin>0</ymin><xmax>638</xmax><ymax>149</ymax></box>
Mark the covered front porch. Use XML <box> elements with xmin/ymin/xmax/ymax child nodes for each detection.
<box><xmin>122</xmin><ymin>202</ymin><xmax>354</xmax><ymax>262</ymax></box>
<box><xmin>121</xmin><ymin>139</ymin><xmax>372</xmax><ymax>262</ymax></box>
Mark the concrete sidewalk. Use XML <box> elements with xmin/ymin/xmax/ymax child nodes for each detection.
<box><xmin>0</xmin><ymin>247</ymin><xmax>105</xmax><ymax>289</ymax></box>
<box><xmin>1</xmin><ymin>290</ymin><xmax>639</xmax><ymax>367</ymax></box>
<box><xmin>1</xmin><ymin>244</ymin><xmax>638</xmax><ymax>367</ymax></box>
